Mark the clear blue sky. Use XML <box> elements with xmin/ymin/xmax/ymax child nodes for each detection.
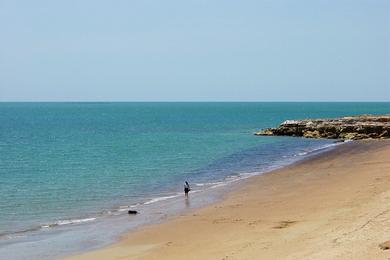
<box><xmin>0</xmin><ymin>0</ymin><xmax>389</xmax><ymax>101</ymax></box>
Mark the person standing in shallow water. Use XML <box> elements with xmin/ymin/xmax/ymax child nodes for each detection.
<box><xmin>184</xmin><ymin>181</ymin><xmax>190</xmax><ymax>197</ymax></box>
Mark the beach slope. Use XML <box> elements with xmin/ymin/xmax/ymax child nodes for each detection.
<box><xmin>68</xmin><ymin>141</ymin><xmax>390</xmax><ymax>260</ymax></box>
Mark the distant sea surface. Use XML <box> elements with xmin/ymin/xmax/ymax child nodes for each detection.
<box><xmin>1</xmin><ymin>102</ymin><xmax>389</xmax><ymax>259</ymax></box>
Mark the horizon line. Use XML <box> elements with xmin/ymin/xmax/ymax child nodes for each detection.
<box><xmin>0</xmin><ymin>100</ymin><xmax>389</xmax><ymax>103</ymax></box>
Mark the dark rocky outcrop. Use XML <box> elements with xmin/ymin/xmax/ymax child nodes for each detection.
<box><xmin>255</xmin><ymin>115</ymin><xmax>390</xmax><ymax>140</ymax></box>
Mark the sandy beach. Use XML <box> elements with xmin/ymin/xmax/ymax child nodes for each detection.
<box><xmin>67</xmin><ymin>140</ymin><xmax>390</xmax><ymax>260</ymax></box>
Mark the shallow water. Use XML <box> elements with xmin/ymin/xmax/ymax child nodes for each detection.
<box><xmin>0</xmin><ymin>102</ymin><xmax>389</xmax><ymax>259</ymax></box>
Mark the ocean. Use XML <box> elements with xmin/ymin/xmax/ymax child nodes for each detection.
<box><xmin>0</xmin><ymin>102</ymin><xmax>389</xmax><ymax>259</ymax></box>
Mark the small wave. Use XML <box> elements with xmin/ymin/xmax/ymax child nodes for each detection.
<box><xmin>194</xmin><ymin>179</ymin><xmax>241</xmax><ymax>189</ymax></box>
<box><xmin>194</xmin><ymin>181</ymin><xmax>225</xmax><ymax>187</ymax></box>
<box><xmin>238</xmin><ymin>172</ymin><xmax>260</xmax><ymax>179</ymax></box>
<box><xmin>41</xmin><ymin>217</ymin><xmax>97</xmax><ymax>228</ymax></box>
<box><xmin>210</xmin><ymin>182</ymin><xmax>228</xmax><ymax>189</ymax></box>
<box><xmin>193</xmin><ymin>172</ymin><xmax>263</xmax><ymax>190</ymax></box>
<box><xmin>0</xmin><ymin>226</ymin><xmax>42</xmax><ymax>240</ymax></box>
<box><xmin>129</xmin><ymin>204</ymin><xmax>140</xmax><ymax>208</ymax></box>
<box><xmin>143</xmin><ymin>194</ymin><xmax>181</xmax><ymax>205</ymax></box>
<box><xmin>116</xmin><ymin>206</ymin><xmax>129</xmax><ymax>212</ymax></box>
<box><xmin>115</xmin><ymin>203</ymin><xmax>141</xmax><ymax>212</ymax></box>
<box><xmin>0</xmin><ymin>217</ymin><xmax>98</xmax><ymax>240</ymax></box>
<box><xmin>208</xmin><ymin>173</ymin><xmax>257</xmax><ymax>189</ymax></box>
<box><xmin>295</xmin><ymin>141</ymin><xmax>342</xmax><ymax>157</ymax></box>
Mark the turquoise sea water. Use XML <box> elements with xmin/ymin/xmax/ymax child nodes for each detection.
<box><xmin>0</xmin><ymin>102</ymin><xmax>389</xmax><ymax>259</ymax></box>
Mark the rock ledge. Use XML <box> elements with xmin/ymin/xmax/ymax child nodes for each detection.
<box><xmin>255</xmin><ymin>115</ymin><xmax>390</xmax><ymax>140</ymax></box>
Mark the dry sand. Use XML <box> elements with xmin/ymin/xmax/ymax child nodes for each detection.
<box><xmin>67</xmin><ymin>141</ymin><xmax>390</xmax><ymax>260</ymax></box>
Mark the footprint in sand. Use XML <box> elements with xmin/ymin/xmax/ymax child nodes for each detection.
<box><xmin>272</xmin><ymin>220</ymin><xmax>298</xmax><ymax>229</ymax></box>
<box><xmin>248</xmin><ymin>219</ymin><xmax>262</xmax><ymax>226</ymax></box>
<box><xmin>228</xmin><ymin>204</ymin><xmax>243</xmax><ymax>208</ymax></box>
<box><xmin>213</xmin><ymin>217</ymin><xmax>243</xmax><ymax>224</ymax></box>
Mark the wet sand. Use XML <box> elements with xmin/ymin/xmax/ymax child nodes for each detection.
<box><xmin>67</xmin><ymin>140</ymin><xmax>390</xmax><ymax>260</ymax></box>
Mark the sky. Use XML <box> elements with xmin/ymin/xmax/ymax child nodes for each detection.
<box><xmin>0</xmin><ymin>0</ymin><xmax>389</xmax><ymax>101</ymax></box>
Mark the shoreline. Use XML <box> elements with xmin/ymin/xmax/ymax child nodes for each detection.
<box><xmin>66</xmin><ymin>140</ymin><xmax>390</xmax><ymax>259</ymax></box>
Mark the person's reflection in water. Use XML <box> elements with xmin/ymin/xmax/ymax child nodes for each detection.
<box><xmin>185</xmin><ymin>196</ymin><xmax>190</xmax><ymax>208</ymax></box>
<box><xmin>184</xmin><ymin>181</ymin><xmax>191</xmax><ymax>208</ymax></box>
